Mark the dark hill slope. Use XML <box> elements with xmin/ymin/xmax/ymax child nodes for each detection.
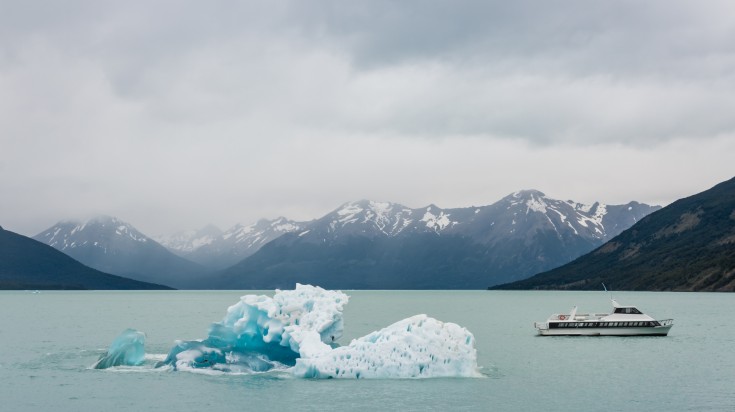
<box><xmin>492</xmin><ymin>177</ymin><xmax>735</xmax><ymax>291</ymax></box>
<box><xmin>211</xmin><ymin>233</ymin><xmax>496</xmax><ymax>290</ymax></box>
<box><xmin>0</xmin><ymin>227</ymin><xmax>172</xmax><ymax>290</ymax></box>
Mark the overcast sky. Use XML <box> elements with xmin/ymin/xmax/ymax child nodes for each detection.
<box><xmin>1</xmin><ymin>0</ymin><xmax>734</xmax><ymax>237</ymax></box>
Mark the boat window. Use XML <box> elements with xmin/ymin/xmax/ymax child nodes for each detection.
<box><xmin>614</xmin><ymin>307</ymin><xmax>643</xmax><ymax>314</ymax></box>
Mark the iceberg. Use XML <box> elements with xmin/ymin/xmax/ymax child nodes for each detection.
<box><xmin>160</xmin><ymin>284</ymin><xmax>348</xmax><ymax>372</ymax></box>
<box><xmin>292</xmin><ymin>314</ymin><xmax>481</xmax><ymax>379</ymax></box>
<box><xmin>94</xmin><ymin>328</ymin><xmax>146</xmax><ymax>369</ymax></box>
<box><xmin>154</xmin><ymin>284</ymin><xmax>479</xmax><ymax>378</ymax></box>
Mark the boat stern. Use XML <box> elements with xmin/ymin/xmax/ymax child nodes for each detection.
<box><xmin>534</xmin><ymin>321</ymin><xmax>549</xmax><ymax>335</ymax></box>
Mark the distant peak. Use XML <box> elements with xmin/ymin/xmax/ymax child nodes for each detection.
<box><xmin>58</xmin><ymin>219</ymin><xmax>83</xmax><ymax>226</ymax></box>
<box><xmin>89</xmin><ymin>215</ymin><xmax>120</xmax><ymax>224</ymax></box>
<box><xmin>340</xmin><ymin>199</ymin><xmax>373</xmax><ymax>208</ymax></box>
<box><xmin>510</xmin><ymin>189</ymin><xmax>546</xmax><ymax>199</ymax></box>
<box><xmin>337</xmin><ymin>199</ymin><xmax>397</xmax><ymax>212</ymax></box>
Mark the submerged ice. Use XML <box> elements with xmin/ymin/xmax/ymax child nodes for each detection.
<box><xmin>113</xmin><ymin>284</ymin><xmax>479</xmax><ymax>378</ymax></box>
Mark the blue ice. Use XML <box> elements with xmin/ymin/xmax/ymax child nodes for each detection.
<box><xmin>94</xmin><ymin>328</ymin><xmax>146</xmax><ymax>369</ymax></box>
<box><xmin>159</xmin><ymin>284</ymin><xmax>344</xmax><ymax>372</ymax></box>
<box><xmin>101</xmin><ymin>285</ymin><xmax>480</xmax><ymax>378</ymax></box>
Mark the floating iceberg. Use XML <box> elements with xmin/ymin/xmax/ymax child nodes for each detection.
<box><xmin>160</xmin><ymin>284</ymin><xmax>348</xmax><ymax>373</ymax></box>
<box><xmin>94</xmin><ymin>328</ymin><xmax>146</xmax><ymax>369</ymax></box>
<box><xmin>292</xmin><ymin>314</ymin><xmax>481</xmax><ymax>379</ymax></box>
<box><xmin>150</xmin><ymin>284</ymin><xmax>478</xmax><ymax>378</ymax></box>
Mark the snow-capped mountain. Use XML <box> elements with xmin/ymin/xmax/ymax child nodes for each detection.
<box><xmin>302</xmin><ymin>199</ymin><xmax>459</xmax><ymax>239</ymax></box>
<box><xmin>33</xmin><ymin>216</ymin><xmax>207</xmax><ymax>288</ymax></box>
<box><xmin>37</xmin><ymin>216</ymin><xmax>150</xmax><ymax>251</ymax></box>
<box><xmin>214</xmin><ymin>191</ymin><xmax>660</xmax><ymax>289</ymax></box>
<box><xmin>494</xmin><ymin>176</ymin><xmax>735</xmax><ymax>292</ymax></box>
<box><xmin>158</xmin><ymin>217</ymin><xmax>305</xmax><ymax>269</ymax></box>
<box><xmin>459</xmin><ymin>190</ymin><xmax>655</xmax><ymax>245</ymax></box>
<box><xmin>34</xmin><ymin>191</ymin><xmax>659</xmax><ymax>290</ymax></box>
<box><xmin>289</xmin><ymin>191</ymin><xmax>654</xmax><ymax>246</ymax></box>
<box><xmin>154</xmin><ymin>224</ymin><xmax>223</xmax><ymax>254</ymax></box>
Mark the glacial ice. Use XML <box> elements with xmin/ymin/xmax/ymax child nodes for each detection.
<box><xmin>292</xmin><ymin>314</ymin><xmax>481</xmax><ymax>379</ymax></box>
<box><xmin>160</xmin><ymin>284</ymin><xmax>348</xmax><ymax>372</ymax></box>
<box><xmin>94</xmin><ymin>328</ymin><xmax>146</xmax><ymax>369</ymax></box>
<box><xmin>152</xmin><ymin>284</ymin><xmax>480</xmax><ymax>378</ymax></box>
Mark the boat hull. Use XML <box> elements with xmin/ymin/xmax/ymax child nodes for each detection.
<box><xmin>537</xmin><ymin>325</ymin><xmax>672</xmax><ymax>336</ymax></box>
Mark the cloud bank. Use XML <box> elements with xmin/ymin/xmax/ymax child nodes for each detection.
<box><xmin>1</xmin><ymin>1</ymin><xmax>733</xmax><ymax>235</ymax></box>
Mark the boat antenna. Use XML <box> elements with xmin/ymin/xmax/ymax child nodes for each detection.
<box><xmin>602</xmin><ymin>283</ymin><xmax>613</xmax><ymax>302</ymax></box>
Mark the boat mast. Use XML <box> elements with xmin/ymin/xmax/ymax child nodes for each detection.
<box><xmin>602</xmin><ymin>283</ymin><xmax>614</xmax><ymax>302</ymax></box>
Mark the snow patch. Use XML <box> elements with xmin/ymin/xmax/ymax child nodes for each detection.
<box><xmin>421</xmin><ymin>211</ymin><xmax>454</xmax><ymax>232</ymax></box>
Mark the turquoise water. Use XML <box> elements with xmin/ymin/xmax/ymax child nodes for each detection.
<box><xmin>1</xmin><ymin>290</ymin><xmax>733</xmax><ymax>411</ymax></box>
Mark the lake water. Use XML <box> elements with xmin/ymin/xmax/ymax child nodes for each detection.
<box><xmin>1</xmin><ymin>290</ymin><xmax>733</xmax><ymax>411</ymax></box>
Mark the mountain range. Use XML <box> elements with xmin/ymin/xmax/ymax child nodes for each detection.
<box><xmin>26</xmin><ymin>190</ymin><xmax>660</xmax><ymax>290</ymax></box>
<box><xmin>211</xmin><ymin>191</ymin><xmax>659</xmax><ymax>289</ymax></box>
<box><xmin>33</xmin><ymin>216</ymin><xmax>207</xmax><ymax>289</ymax></box>
<box><xmin>0</xmin><ymin>226</ymin><xmax>170</xmax><ymax>290</ymax></box>
<box><xmin>492</xmin><ymin>177</ymin><xmax>735</xmax><ymax>291</ymax></box>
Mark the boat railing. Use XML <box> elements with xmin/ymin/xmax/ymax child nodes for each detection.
<box><xmin>568</xmin><ymin>313</ymin><xmax>608</xmax><ymax>317</ymax></box>
<box><xmin>658</xmin><ymin>319</ymin><xmax>674</xmax><ymax>326</ymax></box>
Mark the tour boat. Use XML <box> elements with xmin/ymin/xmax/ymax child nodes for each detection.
<box><xmin>534</xmin><ymin>299</ymin><xmax>673</xmax><ymax>336</ymax></box>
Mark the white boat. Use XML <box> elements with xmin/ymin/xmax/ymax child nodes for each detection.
<box><xmin>534</xmin><ymin>299</ymin><xmax>673</xmax><ymax>336</ymax></box>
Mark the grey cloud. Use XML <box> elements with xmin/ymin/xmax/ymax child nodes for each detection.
<box><xmin>287</xmin><ymin>1</ymin><xmax>735</xmax><ymax>75</ymax></box>
<box><xmin>1</xmin><ymin>1</ymin><xmax>734</xmax><ymax>236</ymax></box>
<box><xmin>3</xmin><ymin>1</ymin><xmax>735</xmax><ymax>144</ymax></box>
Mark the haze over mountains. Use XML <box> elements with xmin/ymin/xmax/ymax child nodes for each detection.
<box><xmin>155</xmin><ymin>217</ymin><xmax>306</xmax><ymax>270</ymax></box>
<box><xmin>23</xmin><ymin>190</ymin><xmax>660</xmax><ymax>290</ymax></box>
<box><xmin>492</xmin><ymin>177</ymin><xmax>735</xmax><ymax>292</ymax></box>
<box><xmin>0</xmin><ymin>226</ymin><xmax>169</xmax><ymax>290</ymax></box>
<box><xmin>33</xmin><ymin>216</ymin><xmax>206</xmax><ymax>289</ymax></box>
